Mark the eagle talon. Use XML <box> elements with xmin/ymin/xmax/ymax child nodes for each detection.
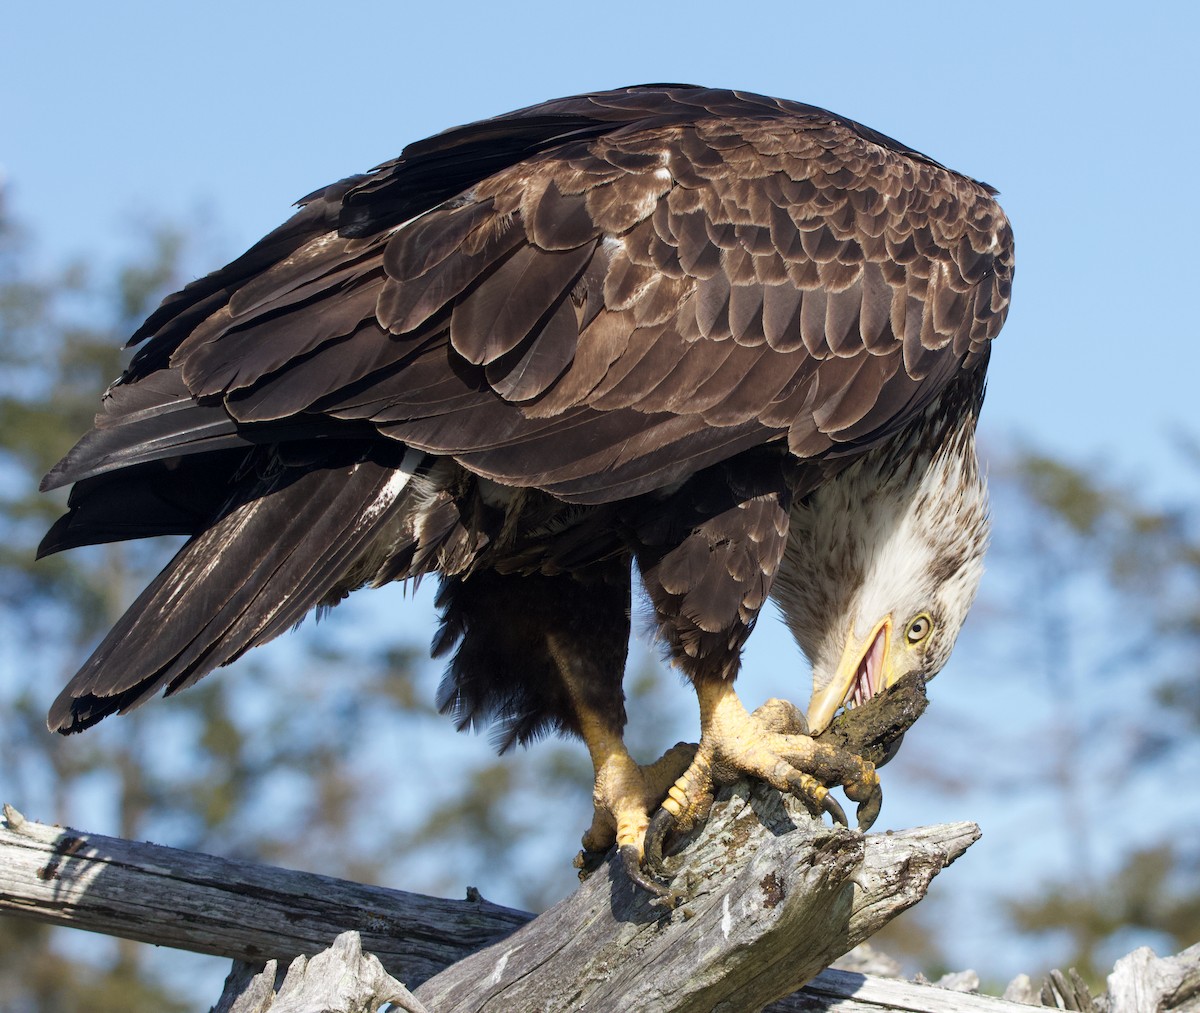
<box><xmin>835</xmin><ymin>759</ymin><xmax>881</xmax><ymax>831</ymax></box>
<box><xmin>618</xmin><ymin>843</ymin><xmax>676</xmax><ymax>903</ymax></box>
<box><xmin>575</xmin><ymin>740</ymin><xmax>699</xmax><ymax>896</ymax></box>
<box><xmin>643</xmin><ymin>807</ymin><xmax>679</xmax><ymax>877</ymax></box>
<box><xmin>821</xmin><ymin>790</ymin><xmax>849</xmax><ymax>827</ymax></box>
<box><xmin>856</xmin><ymin>785</ymin><xmax>883</xmax><ymax>831</ymax></box>
<box><xmin>784</xmin><ymin>770</ymin><xmax>849</xmax><ymax>827</ymax></box>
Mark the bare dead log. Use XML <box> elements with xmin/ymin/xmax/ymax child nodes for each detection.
<box><xmin>1</xmin><ymin>795</ymin><xmax>977</xmax><ymax>1011</ymax></box>
<box><xmin>775</xmin><ymin>968</ymin><xmax>1045</xmax><ymax>1011</ymax></box>
<box><xmin>10</xmin><ymin>795</ymin><xmax>1198</xmax><ymax>1013</ymax></box>
<box><xmin>4</xmin><ymin>628</ymin><xmax>1193</xmax><ymax>1012</ymax></box>
<box><xmin>2</xmin><ymin>673</ymin><xmax>974</xmax><ymax>1011</ymax></box>
<box><xmin>0</xmin><ymin>802</ymin><xmax>530</xmax><ymax>987</ymax></box>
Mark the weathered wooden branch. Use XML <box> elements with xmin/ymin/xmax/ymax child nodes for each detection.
<box><xmin>0</xmin><ymin>801</ymin><xmax>531</xmax><ymax>987</ymax></box>
<box><xmin>1</xmin><ymin>674</ymin><xmax>983</xmax><ymax>1011</ymax></box>
<box><xmin>218</xmin><ymin>934</ymin><xmax>1052</xmax><ymax>1013</ymax></box>
<box><xmin>35</xmin><ymin>675</ymin><xmax>1194</xmax><ymax>1012</ymax></box>
<box><xmin>776</xmin><ymin>969</ymin><xmax>1045</xmax><ymax>1011</ymax></box>
<box><xmin>7</xmin><ymin>799</ymin><xmax>1198</xmax><ymax>1012</ymax></box>
<box><xmin>2</xmin><ymin>795</ymin><xmax>976</xmax><ymax>1012</ymax></box>
<box><xmin>211</xmin><ymin>931</ymin><xmax>429</xmax><ymax>1013</ymax></box>
<box><xmin>1105</xmin><ymin>942</ymin><xmax>1200</xmax><ymax>1013</ymax></box>
<box><xmin>415</xmin><ymin>783</ymin><xmax>977</xmax><ymax>1012</ymax></box>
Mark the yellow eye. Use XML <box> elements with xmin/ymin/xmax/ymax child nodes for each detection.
<box><xmin>905</xmin><ymin>613</ymin><xmax>933</xmax><ymax>645</ymax></box>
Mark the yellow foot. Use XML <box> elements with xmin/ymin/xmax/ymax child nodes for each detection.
<box><xmin>572</xmin><ymin>741</ymin><xmax>695</xmax><ymax>901</ymax></box>
<box><xmin>646</xmin><ymin>686</ymin><xmax>881</xmax><ymax>875</ymax></box>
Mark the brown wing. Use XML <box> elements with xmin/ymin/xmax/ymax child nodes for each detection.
<box><xmin>44</xmin><ymin>85</ymin><xmax>1013</xmax><ymax>506</ymax></box>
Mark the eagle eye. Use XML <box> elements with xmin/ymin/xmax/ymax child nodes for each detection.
<box><xmin>905</xmin><ymin>613</ymin><xmax>934</xmax><ymax>645</ymax></box>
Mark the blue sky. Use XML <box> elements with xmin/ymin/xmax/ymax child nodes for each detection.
<box><xmin>5</xmin><ymin>0</ymin><xmax>1199</xmax><ymax>991</ymax></box>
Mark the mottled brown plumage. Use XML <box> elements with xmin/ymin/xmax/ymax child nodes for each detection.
<box><xmin>39</xmin><ymin>85</ymin><xmax>1012</xmax><ymax>887</ymax></box>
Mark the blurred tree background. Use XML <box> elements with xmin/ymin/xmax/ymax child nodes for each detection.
<box><xmin>0</xmin><ymin>185</ymin><xmax>1197</xmax><ymax>1008</ymax></box>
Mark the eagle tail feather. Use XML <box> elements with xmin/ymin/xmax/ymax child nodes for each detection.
<box><xmin>48</xmin><ymin>446</ymin><xmax>427</xmax><ymax>734</ymax></box>
<box><xmin>39</xmin><ymin>369</ymin><xmax>370</xmax><ymax>495</ymax></box>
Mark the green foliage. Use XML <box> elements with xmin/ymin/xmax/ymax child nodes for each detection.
<box><xmin>0</xmin><ymin>920</ymin><xmax>189</xmax><ymax>1013</ymax></box>
<box><xmin>0</xmin><ymin>187</ymin><xmax>196</xmax><ymax>1007</ymax></box>
<box><xmin>1009</xmin><ymin>844</ymin><xmax>1200</xmax><ymax>982</ymax></box>
<box><xmin>1011</xmin><ymin>449</ymin><xmax>1194</xmax><ymax>593</ymax></box>
<box><xmin>1015</xmin><ymin>453</ymin><xmax>1109</xmax><ymax>536</ymax></box>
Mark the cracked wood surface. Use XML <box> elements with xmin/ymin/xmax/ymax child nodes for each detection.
<box><xmin>211</xmin><ymin>931</ymin><xmax>430</xmax><ymax>1013</ymax></box>
<box><xmin>1</xmin><ymin>796</ymin><xmax>981</xmax><ymax>1012</ymax></box>
<box><xmin>0</xmin><ymin>802</ymin><xmax>531</xmax><ymax>988</ymax></box>
<box><xmin>414</xmin><ymin>782</ymin><xmax>977</xmax><ymax>1012</ymax></box>
<box><xmin>2</xmin><ymin>674</ymin><xmax>969</xmax><ymax>1011</ymax></box>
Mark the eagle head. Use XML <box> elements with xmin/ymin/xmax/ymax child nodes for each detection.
<box><xmin>774</xmin><ymin>403</ymin><xmax>989</xmax><ymax>738</ymax></box>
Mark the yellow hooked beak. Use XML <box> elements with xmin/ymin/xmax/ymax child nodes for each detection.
<box><xmin>807</xmin><ymin>616</ymin><xmax>897</xmax><ymax>734</ymax></box>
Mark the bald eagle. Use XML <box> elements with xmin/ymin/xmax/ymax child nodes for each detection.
<box><xmin>39</xmin><ymin>85</ymin><xmax>1012</xmax><ymax>895</ymax></box>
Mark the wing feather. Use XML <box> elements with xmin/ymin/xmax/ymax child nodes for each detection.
<box><xmin>41</xmin><ymin>86</ymin><xmax>1018</xmax><ymax>733</ymax></box>
<box><xmin>50</xmin><ymin>85</ymin><xmax>1014</xmax><ymax>508</ymax></box>
<box><xmin>449</xmin><ymin>243</ymin><xmax>593</xmax><ymax>365</ymax></box>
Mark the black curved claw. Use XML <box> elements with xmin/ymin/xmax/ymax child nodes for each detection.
<box><xmin>856</xmin><ymin>784</ymin><xmax>883</xmax><ymax>831</ymax></box>
<box><xmin>643</xmin><ymin>807</ymin><xmax>677</xmax><ymax>878</ymax></box>
<box><xmin>618</xmin><ymin>843</ymin><xmax>677</xmax><ymax>906</ymax></box>
<box><xmin>821</xmin><ymin>791</ymin><xmax>848</xmax><ymax>827</ymax></box>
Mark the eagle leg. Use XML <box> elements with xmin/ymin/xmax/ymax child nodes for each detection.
<box><xmin>573</xmin><ymin>735</ymin><xmax>696</xmax><ymax>898</ymax></box>
<box><xmin>436</xmin><ymin>562</ymin><xmax>692</xmax><ymax>892</ymax></box>
<box><xmin>645</xmin><ymin>680</ymin><xmax>880</xmax><ymax>877</ymax></box>
<box><xmin>632</xmin><ymin>465</ymin><xmax>882</xmax><ymax>881</ymax></box>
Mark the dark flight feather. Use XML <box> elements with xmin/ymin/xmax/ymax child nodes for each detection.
<box><xmin>47</xmin><ymin>444</ymin><xmax>425</xmax><ymax>731</ymax></box>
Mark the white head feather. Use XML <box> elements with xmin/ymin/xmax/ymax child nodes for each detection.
<box><xmin>773</xmin><ymin>401</ymin><xmax>989</xmax><ymax>711</ymax></box>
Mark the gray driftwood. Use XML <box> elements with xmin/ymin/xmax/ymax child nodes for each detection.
<box><xmin>3</xmin><ymin>795</ymin><xmax>978</xmax><ymax>1012</ymax></box>
<box><xmin>414</xmin><ymin>782</ymin><xmax>978</xmax><ymax>1012</ymax></box>
<box><xmin>0</xmin><ymin>676</ymin><xmax>994</xmax><ymax>1012</ymax></box>
<box><xmin>8</xmin><ymin>799</ymin><xmax>1198</xmax><ymax>1012</ymax></box>
<box><xmin>994</xmin><ymin>943</ymin><xmax>1200</xmax><ymax>1012</ymax></box>
<box><xmin>0</xmin><ymin>801</ymin><xmax>530</xmax><ymax>987</ymax></box>
<box><xmin>211</xmin><ymin>932</ymin><xmax>428</xmax><ymax>1013</ymax></box>
<box><xmin>1104</xmin><ymin>942</ymin><xmax>1200</xmax><ymax>1013</ymax></box>
<box><xmin>775</xmin><ymin>968</ymin><xmax>1045</xmax><ymax>1011</ymax></box>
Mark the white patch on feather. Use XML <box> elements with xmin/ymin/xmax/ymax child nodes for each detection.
<box><xmin>337</xmin><ymin>450</ymin><xmax>447</xmax><ymax>594</ymax></box>
<box><xmin>360</xmin><ymin>447</ymin><xmax>424</xmax><ymax>524</ymax></box>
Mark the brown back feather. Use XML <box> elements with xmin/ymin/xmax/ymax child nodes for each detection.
<box><xmin>48</xmin><ymin>84</ymin><xmax>1013</xmax><ymax>508</ymax></box>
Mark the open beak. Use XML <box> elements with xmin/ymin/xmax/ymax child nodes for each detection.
<box><xmin>807</xmin><ymin>616</ymin><xmax>896</xmax><ymax>734</ymax></box>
